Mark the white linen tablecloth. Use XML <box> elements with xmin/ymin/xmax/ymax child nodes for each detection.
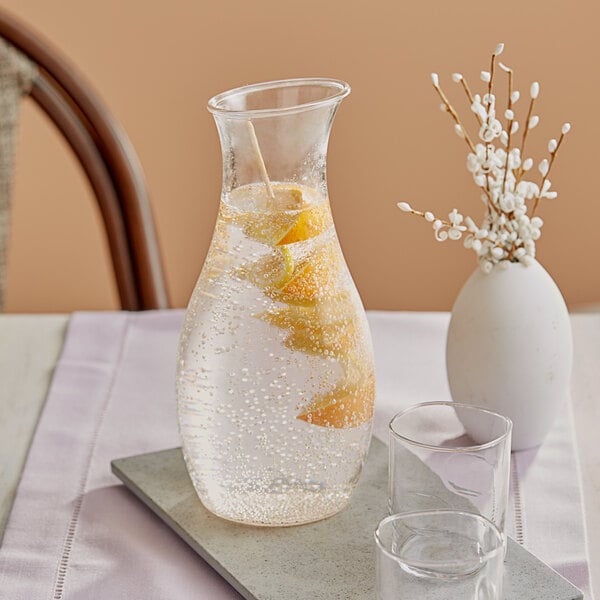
<box><xmin>0</xmin><ymin>310</ymin><xmax>593</xmax><ymax>599</ymax></box>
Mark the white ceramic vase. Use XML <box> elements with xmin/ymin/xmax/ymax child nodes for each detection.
<box><xmin>446</xmin><ymin>259</ymin><xmax>572</xmax><ymax>451</ymax></box>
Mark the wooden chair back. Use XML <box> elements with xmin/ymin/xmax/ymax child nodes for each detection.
<box><xmin>0</xmin><ymin>7</ymin><xmax>169</xmax><ymax>310</ymax></box>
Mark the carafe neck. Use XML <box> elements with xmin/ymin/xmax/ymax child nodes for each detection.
<box><xmin>208</xmin><ymin>78</ymin><xmax>350</xmax><ymax>200</ymax></box>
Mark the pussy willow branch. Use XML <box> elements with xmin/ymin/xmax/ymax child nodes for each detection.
<box><xmin>433</xmin><ymin>82</ymin><xmax>477</xmax><ymax>153</ymax></box>
<box><xmin>401</xmin><ymin>206</ymin><xmax>496</xmax><ymax>244</ymax></box>
<box><xmin>435</xmin><ymin>79</ymin><xmax>501</xmax><ymax>216</ymax></box>
<box><xmin>502</xmin><ymin>65</ymin><xmax>514</xmax><ymax>196</ymax></box>
<box><xmin>485</xmin><ymin>49</ymin><xmax>501</xmax><ymax>208</ymax></box>
<box><xmin>532</xmin><ymin>132</ymin><xmax>566</xmax><ymax>216</ymax></box>
<box><xmin>517</xmin><ymin>96</ymin><xmax>536</xmax><ymax>182</ymax></box>
<box><xmin>459</xmin><ymin>77</ymin><xmax>483</xmax><ymax>125</ymax></box>
<box><xmin>488</xmin><ymin>51</ymin><xmax>498</xmax><ymax>97</ymax></box>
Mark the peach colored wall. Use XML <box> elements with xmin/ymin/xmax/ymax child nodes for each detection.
<box><xmin>3</xmin><ymin>0</ymin><xmax>599</xmax><ymax>312</ymax></box>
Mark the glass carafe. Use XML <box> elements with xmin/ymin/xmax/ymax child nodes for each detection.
<box><xmin>176</xmin><ymin>78</ymin><xmax>375</xmax><ymax>526</ymax></box>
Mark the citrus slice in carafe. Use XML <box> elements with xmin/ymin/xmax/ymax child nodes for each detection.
<box><xmin>276</xmin><ymin>204</ymin><xmax>331</xmax><ymax>246</ymax></box>
<box><xmin>297</xmin><ymin>366</ymin><xmax>375</xmax><ymax>429</ymax></box>
<box><xmin>267</xmin><ymin>241</ymin><xmax>342</xmax><ymax>306</ymax></box>
<box><xmin>259</xmin><ymin>288</ymin><xmax>356</xmax><ymax>357</ymax></box>
<box><xmin>246</xmin><ymin>246</ymin><xmax>295</xmax><ymax>289</ymax></box>
<box><xmin>227</xmin><ymin>184</ymin><xmax>331</xmax><ymax>246</ymax></box>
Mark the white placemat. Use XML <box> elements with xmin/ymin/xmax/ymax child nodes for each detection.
<box><xmin>0</xmin><ymin>310</ymin><xmax>593</xmax><ymax>599</ymax></box>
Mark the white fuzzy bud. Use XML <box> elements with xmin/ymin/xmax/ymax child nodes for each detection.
<box><xmin>452</xmin><ymin>73</ymin><xmax>463</xmax><ymax>83</ymax></box>
<box><xmin>511</xmin><ymin>121</ymin><xmax>519</xmax><ymax>134</ymax></box>
<box><xmin>548</xmin><ymin>139</ymin><xmax>558</xmax><ymax>153</ymax></box>
<box><xmin>538</xmin><ymin>159</ymin><xmax>549</xmax><ymax>177</ymax></box>
<box><xmin>505</xmin><ymin>109</ymin><xmax>514</xmax><ymax>120</ymax></box>
<box><xmin>482</xmin><ymin>261</ymin><xmax>494</xmax><ymax>274</ymax></box>
<box><xmin>511</xmin><ymin>90</ymin><xmax>520</xmax><ymax>103</ymax></box>
<box><xmin>472</xmin><ymin>239</ymin><xmax>482</xmax><ymax>252</ymax></box>
<box><xmin>528</xmin><ymin>115</ymin><xmax>539</xmax><ymax>129</ymax></box>
<box><xmin>424</xmin><ymin>212</ymin><xmax>434</xmax><ymax>222</ymax></box>
<box><xmin>397</xmin><ymin>202</ymin><xmax>412</xmax><ymax>212</ymax></box>
<box><xmin>476</xmin><ymin>229</ymin><xmax>488</xmax><ymax>239</ymax></box>
<box><xmin>433</xmin><ymin>219</ymin><xmax>442</xmax><ymax>230</ymax></box>
<box><xmin>431</xmin><ymin>73</ymin><xmax>439</xmax><ymax>86</ymax></box>
<box><xmin>480</xmin><ymin>71</ymin><xmax>491</xmax><ymax>83</ymax></box>
<box><xmin>523</xmin><ymin>158</ymin><xmax>534</xmax><ymax>171</ymax></box>
<box><xmin>500</xmin><ymin>131</ymin><xmax>508</xmax><ymax>146</ymax></box>
<box><xmin>495</xmin><ymin>43</ymin><xmax>505</xmax><ymax>55</ymax></box>
<box><xmin>465</xmin><ymin>216</ymin><xmax>478</xmax><ymax>232</ymax></box>
<box><xmin>531</xmin><ymin>216</ymin><xmax>544</xmax><ymax>228</ymax></box>
<box><xmin>440</xmin><ymin>103</ymin><xmax>447</xmax><ymax>112</ymax></box>
<box><xmin>491</xmin><ymin>246</ymin><xmax>504</xmax><ymax>259</ymax></box>
<box><xmin>530</xmin><ymin>81</ymin><xmax>540</xmax><ymax>99</ymax></box>
<box><xmin>562</xmin><ymin>122</ymin><xmax>571</xmax><ymax>134</ymax></box>
<box><xmin>454</xmin><ymin>124</ymin><xmax>464</xmax><ymax>138</ymax></box>
<box><xmin>448</xmin><ymin>209</ymin><xmax>463</xmax><ymax>226</ymax></box>
<box><xmin>471</xmin><ymin>101</ymin><xmax>487</xmax><ymax>121</ymax></box>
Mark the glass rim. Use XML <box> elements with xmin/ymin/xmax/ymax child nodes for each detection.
<box><xmin>207</xmin><ymin>77</ymin><xmax>351</xmax><ymax>119</ymax></box>
<box><xmin>388</xmin><ymin>401</ymin><xmax>512</xmax><ymax>453</ymax></box>
<box><xmin>374</xmin><ymin>510</ymin><xmax>505</xmax><ymax>567</ymax></box>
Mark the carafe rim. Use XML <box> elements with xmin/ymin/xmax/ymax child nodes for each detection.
<box><xmin>207</xmin><ymin>77</ymin><xmax>350</xmax><ymax>119</ymax></box>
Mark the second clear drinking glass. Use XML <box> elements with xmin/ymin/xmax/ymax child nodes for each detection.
<box><xmin>388</xmin><ymin>402</ymin><xmax>512</xmax><ymax>532</ymax></box>
<box><xmin>176</xmin><ymin>79</ymin><xmax>376</xmax><ymax>526</ymax></box>
<box><xmin>375</xmin><ymin>511</ymin><xmax>504</xmax><ymax>600</ymax></box>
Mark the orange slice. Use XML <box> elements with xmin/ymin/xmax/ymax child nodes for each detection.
<box><xmin>267</xmin><ymin>242</ymin><xmax>342</xmax><ymax>306</ymax></box>
<box><xmin>239</xmin><ymin>212</ymin><xmax>299</xmax><ymax>246</ymax></box>
<box><xmin>297</xmin><ymin>372</ymin><xmax>375</xmax><ymax>428</ymax></box>
<box><xmin>284</xmin><ymin>319</ymin><xmax>355</xmax><ymax>357</ymax></box>
<box><xmin>246</xmin><ymin>246</ymin><xmax>294</xmax><ymax>289</ymax></box>
<box><xmin>257</xmin><ymin>304</ymin><xmax>313</xmax><ymax>330</ymax></box>
<box><xmin>258</xmin><ymin>291</ymin><xmax>353</xmax><ymax>330</ymax></box>
<box><xmin>283</xmin><ymin>260</ymin><xmax>322</xmax><ymax>298</ymax></box>
<box><xmin>277</xmin><ymin>204</ymin><xmax>331</xmax><ymax>245</ymax></box>
<box><xmin>258</xmin><ymin>291</ymin><xmax>357</xmax><ymax>358</ymax></box>
<box><xmin>227</xmin><ymin>185</ymin><xmax>330</xmax><ymax>247</ymax></box>
<box><xmin>225</xmin><ymin>185</ymin><xmax>303</xmax><ymax>245</ymax></box>
<box><xmin>272</xmin><ymin>185</ymin><xmax>305</xmax><ymax>210</ymax></box>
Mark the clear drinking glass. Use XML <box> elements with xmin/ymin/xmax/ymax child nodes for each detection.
<box><xmin>375</xmin><ymin>511</ymin><xmax>504</xmax><ymax>600</ymax></box>
<box><xmin>388</xmin><ymin>402</ymin><xmax>512</xmax><ymax>532</ymax></box>
<box><xmin>176</xmin><ymin>79</ymin><xmax>376</xmax><ymax>526</ymax></box>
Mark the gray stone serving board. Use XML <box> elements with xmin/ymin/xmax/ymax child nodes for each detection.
<box><xmin>111</xmin><ymin>438</ymin><xmax>583</xmax><ymax>600</ymax></box>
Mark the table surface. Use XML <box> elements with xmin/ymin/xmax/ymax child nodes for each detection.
<box><xmin>0</xmin><ymin>312</ymin><xmax>598</xmax><ymax>594</ymax></box>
